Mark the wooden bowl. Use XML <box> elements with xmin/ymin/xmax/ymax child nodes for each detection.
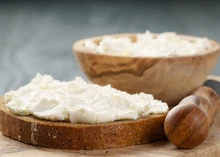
<box><xmin>72</xmin><ymin>34</ymin><xmax>220</xmax><ymax>106</ymax></box>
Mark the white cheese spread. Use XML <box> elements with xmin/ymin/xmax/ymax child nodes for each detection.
<box><xmin>5</xmin><ymin>74</ymin><xmax>168</xmax><ymax>124</ymax></box>
<box><xmin>85</xmin><ymin>31</ymin><xmax>212</xmax><ymax>57</ymax></box>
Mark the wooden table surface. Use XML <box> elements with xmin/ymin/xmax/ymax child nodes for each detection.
<box><xmin>0</xmin><ymin>77</ymin><xmax>219</xmax><ymax>157</ymax></box>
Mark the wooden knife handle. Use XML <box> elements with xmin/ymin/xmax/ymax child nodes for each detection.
<box><xmin>164</xmin><ymin>86</ymin><xmax>220</xmax><ymax>149</ymax></box>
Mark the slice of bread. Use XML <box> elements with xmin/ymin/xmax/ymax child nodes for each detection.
<box><xmin>0</xmin><ymin>97</ymin><xmax>166</xmax><ymax>150</ymax></box>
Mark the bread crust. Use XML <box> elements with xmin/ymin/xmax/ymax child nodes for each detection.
<box><xmin>0</xmin><ymin>97</ymin><xmax>166</xmax><ymax>150</ymax></box>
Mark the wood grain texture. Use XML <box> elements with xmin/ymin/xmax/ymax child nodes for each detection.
<box><xmin>164</xmin><ymin>86</ymin><xmax>219</xmax><ymax>148</ymax></box>
<box><xmin>73</xmin><ymin>34</ymin><xmax>220</xmax><ymax>106</ymax></box>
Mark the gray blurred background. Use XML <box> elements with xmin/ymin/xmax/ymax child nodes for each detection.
<box><xmin>0</xmin><ymin>0</ymin><xmax>220</xmax><ymax>95</ymax></box>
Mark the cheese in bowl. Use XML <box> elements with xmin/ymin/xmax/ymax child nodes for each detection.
<box><xmin>84</xmin><ymin>31</ymin><xmax>212</xmax><ymax>57</ymax></box>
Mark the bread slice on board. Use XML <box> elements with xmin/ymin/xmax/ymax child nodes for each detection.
<box><xmin>0</xmin><ymin>97</ymin><xmax>166</xmax><ymax>150</ymax></box>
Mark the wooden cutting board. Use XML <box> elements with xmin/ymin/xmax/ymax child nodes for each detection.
<box><xmin>0</xmin><ymin>77</ymin><xmax>220</xmax><ymax>157</ymax></box>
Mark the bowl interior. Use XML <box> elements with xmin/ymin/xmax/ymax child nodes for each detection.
<box><xmin>73</xmin><ymin>33</ymin><xmax>220</xmax><ymax>58</ymax></box>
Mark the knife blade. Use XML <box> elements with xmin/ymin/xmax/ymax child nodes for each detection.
<box><xmin>204</xmin><ymin>79</ymin><xmax>220</xmax><ymax>97</ymax></box>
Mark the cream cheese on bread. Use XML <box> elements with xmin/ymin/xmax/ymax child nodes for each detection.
<box><xmin>5</xmin><ymin>73</ymin><xmax>168</xmax><ymax>123</ymax></box>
